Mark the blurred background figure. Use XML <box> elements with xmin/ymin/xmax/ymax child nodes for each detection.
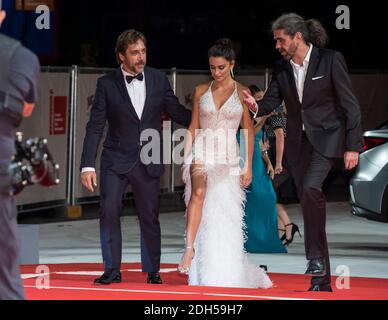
<box><xmin>239</xmin><ymin>85</ymin><xmax>287</xmax><ymax>254</ymax></box>
<box><xmin>248</xmin><ymin>84</ymin><xmax>264</xmax><ymax>101</ymax></box>
<box><xmin>264</xmin><ymin>104</ymin><xmax>300</xmax><ymax>245</ymax></box>
<box><xmin>0</xmin><ymin>4</ymin><xmax>40</xmax><ymax>300</ymax></box>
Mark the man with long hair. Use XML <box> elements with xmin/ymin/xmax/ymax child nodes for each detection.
<box><xmin>244</xmin><ymin>13</ymin><xmax>363</xmax><ymax>292</ymax></box>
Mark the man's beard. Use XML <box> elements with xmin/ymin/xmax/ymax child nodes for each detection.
<box><xmin>130</xmin><ymin>61</ymin><xmax>145</xmax><ymax>73</ymax></box>
<box><xmin>280</xmin><ymin>42</ymin><xmax>298</xmax><ymax>60</ymax></box>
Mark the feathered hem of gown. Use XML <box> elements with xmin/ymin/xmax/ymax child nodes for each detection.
<box><xmin>182</xmin><ymin>162</ymin><xmax>273</xmax><ymax>289</ymax></box>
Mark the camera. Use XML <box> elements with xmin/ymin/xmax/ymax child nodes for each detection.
<box><xmin>7</xmin><ymin>132</ymin><xmax>60</xmax><ymax>196</ymax></box>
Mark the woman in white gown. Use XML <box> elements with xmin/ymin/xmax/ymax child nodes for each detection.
<box><xmin>178</xmin><ymin>38</ymin><xmax>272</xmax><ymax>289</ymax></box>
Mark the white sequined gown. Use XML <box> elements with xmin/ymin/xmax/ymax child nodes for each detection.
<box><xmin>182</xmin><ymin>82</ymin><xmax>272</xmax><ymax>289</ymax></box>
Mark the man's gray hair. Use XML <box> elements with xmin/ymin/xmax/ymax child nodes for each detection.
<box><xmin>271</xmin><ymin>13</ymin><xmax>329</xmax><ymax>48</ymax></box>
<box><xmin>271</xmin><ymin>13</ymin><xmax>309</xmax><ymax>41</ymax></box>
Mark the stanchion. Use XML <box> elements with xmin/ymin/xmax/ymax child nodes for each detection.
<box><xmin>66</xmin><ymin>65</ymin><xmax>82</xmax><ymax>218</ymax></box>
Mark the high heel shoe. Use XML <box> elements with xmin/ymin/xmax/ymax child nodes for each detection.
<box><xmin>283</xmin><ymin>223</ymin><xmax>302</xmax><ymax>246</ymax></box>
<box><xmin>278</xmin><ymin>228</ymin><xmax>286</xmax><ymax>242</ymax></box>
<box><xmin>177</xmin><ymin>246</ymin><xmax>195</xmax><ymax>275</ymax></box>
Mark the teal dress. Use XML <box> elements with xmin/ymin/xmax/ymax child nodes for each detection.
<box><xmin>238</xmin><ymin>129</ymin><xmax>287</xmax><ymax>253</ymax></box>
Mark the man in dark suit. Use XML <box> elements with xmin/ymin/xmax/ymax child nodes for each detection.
<box><xmin>243</xmin><ymin>13</ymin><xmax>363</xmax><ymax>292</ymax></box>
<box><xmin>80</xmin><ymin>29</ymin><xmax>191</xmax><ymax>285</ymax></box>
<box><xmin>0</xmin><ymin>7</ymin><xmax>40</xmax><ymax>299</ymax></box>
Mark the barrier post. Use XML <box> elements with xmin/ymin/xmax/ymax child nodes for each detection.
<box><xmin>169</xmin><ymin>67</ymin><xmax>177</xmax><ymax>194</ymax></box>
<box><xmin>265</xmin><ymin>68</ymin><xmax>270</xmax><ymax>91</ymax></box>
<box><xmin>66</xmin><ymin>65</ymin><xmax>82</xmax><ymax>218</ymax></box>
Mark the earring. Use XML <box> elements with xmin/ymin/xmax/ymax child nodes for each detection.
<box><xmin>231</xmin><ymin>69</ymin><xmax>235</xmax><ymax>78</ymax></box>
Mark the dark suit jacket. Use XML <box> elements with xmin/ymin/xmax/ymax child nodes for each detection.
<box><xmin>257</xmin><ymin>47</ymin><xmax>363</xmax><ymax>165</ymax></box>
<box><xmin>80</xmin><ymin>66</ymin><xmax>191</xmax><ymax>177</ymax></box>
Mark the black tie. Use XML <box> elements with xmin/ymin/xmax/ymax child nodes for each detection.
<box><xmin>126</xmin><ymin>73</ymin><xmax>144</xmax><ymax>84</ymax></box>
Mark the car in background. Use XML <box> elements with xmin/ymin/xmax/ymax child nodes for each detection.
<box><xmin>350</xmin><ymin>120</ymin><xmax>388</xmax><ymax>222</ymax></box>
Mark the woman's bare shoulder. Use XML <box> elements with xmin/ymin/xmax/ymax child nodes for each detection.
<box><xmin>194</xmin><ymin>82</ymin><xmax>212</xmax><ymax>97</ymax></box>
<box><xmin>236</xmin><ymin>82</ymin><xmax>249</xmax><ymax>95</ymax></box>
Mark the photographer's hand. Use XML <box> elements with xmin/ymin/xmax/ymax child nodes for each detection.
<box><xmin>81</xmin><ymin>171</ymin><xmax>97</xmax><ymax>192</ymax></box>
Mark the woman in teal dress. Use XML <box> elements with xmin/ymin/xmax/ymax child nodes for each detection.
<box><xmin>238</xmin><ymin>119</ymin><xmax>287</xmax><ymax>253</ymax></box>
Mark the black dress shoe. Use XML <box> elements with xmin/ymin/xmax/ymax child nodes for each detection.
<box><xmin>147</xmin><ymin>272</ymin><xmax>163</xmax><ymax>284</ymax></box>
<box><xmin>305</xmin><ymin>258</ymin><xmax>326</xmax><ymax>277</ymax></box>
<box><xmin>94</xmin><ymin>271</ymin><xmax>122</xmax><ymax>285</ymax></box>
<box><xmin>308</xmin><ymin>283</ymin><xmax>333</xmax><ymax>292</ymax></box>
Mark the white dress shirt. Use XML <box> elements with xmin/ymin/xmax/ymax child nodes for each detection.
<box><xmin>81</xmin><ymin>66</ymin><xmax>146</xmax><ymax>173</ymax></box>
<box><xmin>253</xmin><ymin>45</ymin><xmax>313</xmax><ymax>129</ymax></box>
<box><xmin>122</xmin><ymin>66</ymin><xmax>146</xmax><ymax>120</ymax></box>
<box><xmin>290</xmin><ymin>44</ymin><xmax>313</xmax><ymax>104</ymax></box>
<box><xmin>254</xmin><ymin>44</ymin><xmax>313</xmax><ymax>127</ymax></box>
<box><xmin>290</xmin><ymin>44</ymin><xmax>313</xmax><ymax>131</ymax></box>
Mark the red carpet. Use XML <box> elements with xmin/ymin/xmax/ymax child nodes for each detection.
<box><xmin>21</xmin><ymin>263</ymin><xmax>388</xmax><ymax>300</ymax></box>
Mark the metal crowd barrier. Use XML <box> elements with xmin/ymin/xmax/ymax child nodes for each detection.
<box><xmin>16</xmin><ymin>67</ymin><xmax>388</xmax><ymax>213</ymax></box>
<box><xmin>16</xmin><ymin>66</ymin><xmax>71</xmax><ymax>212</ymax></box>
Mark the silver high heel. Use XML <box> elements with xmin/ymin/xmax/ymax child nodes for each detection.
<box><xmin>177</xmin><ymin>246</ymin><xmax>195</xmax><ymax>275</ymax></box>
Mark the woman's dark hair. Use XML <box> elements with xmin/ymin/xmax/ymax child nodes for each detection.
<box><xmin>248</xmin><ymin>84</ymin><xmax>262</xmax><ymax>96</ymax></box>
<box><xmin>115</xmin><ymin>29</ymin><xmax>147</xmax><ymax>64</ymax></box>
<box><xmin>271</xmin><ymin>13</ymin><xmax>329</xmax><ymax>48</ymax></box>
<box><xmin>208</xmin><ymin>38</ymin><xmax>236</xmax><ymax>61</ymax></box>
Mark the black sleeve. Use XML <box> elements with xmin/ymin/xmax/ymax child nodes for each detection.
<box><xmin>9</xmin><ymin>46</ymin><xmax>40</xmax><ymax>103</ymax></box>
<box><xmin>80</xmin><ymin>78</ymin><xmax>107</xmax><ymax>169</ymax></box>
<box><xmin>331</xmin><ymin>51</ymin><xmax>363</xmax><ymax>152</ymax></box>
<box><xmin>163</xmin><ymin>75</ymin><xmax>191</xmax><ymax>127</ymax></box>
<box><xmin>257</xmin><ymin>69</ymin><xmax>284</xmax><ymax>117</ymax></box>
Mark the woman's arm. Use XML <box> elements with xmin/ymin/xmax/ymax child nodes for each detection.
<box><xmin>274</xmin><ymin>127</ymin><xmax>285</xmax><ymax>174</ymax></box>
<box><xmin>183</xmin><ymin>85</ymin><xmax>206</xmax><ymax>162</ymax></box>
<box><xmin>238</xmin><ymin>84</ymin><xmax>254</xmax><ymax>188</ymax></box>
<box><xmin>259</xmin><ymin>140</ymin><xmax>275</xmax><ymax>180</ymax></box>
